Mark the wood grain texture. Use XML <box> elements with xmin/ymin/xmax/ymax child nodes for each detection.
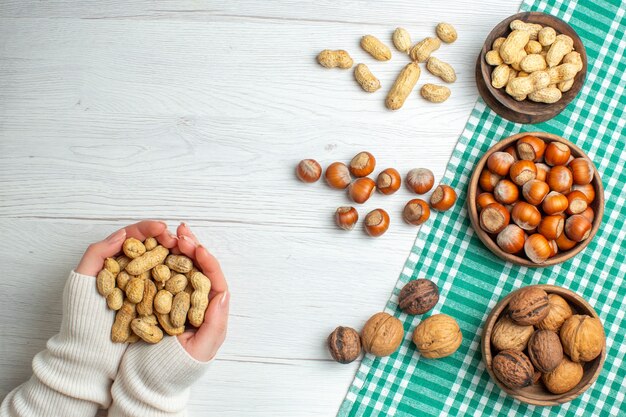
<box><xmin>0</xmin><ymin>1</ymin><xmax>521</xmax><ymax>415</ymax></box>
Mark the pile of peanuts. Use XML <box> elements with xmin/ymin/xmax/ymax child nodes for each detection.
<box><xmin>486</xmin><ymin>20</ymin><xmax>583</xmax><ymax>103</ymax></box>
<box><xmin>96</xmin><ymin>237</ymin><xmax>211</xmax><ymax>344</ymax></box>
<box><xmin>317</xmin><ymin>23</ymin><xmax>458</xmax><ymax>107</ymax></box>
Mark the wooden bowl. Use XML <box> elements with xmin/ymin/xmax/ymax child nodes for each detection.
<box><xmin>467</xmin><ymin>132</ymin><xmax>604</xmax><ymax>267</ymax></box>
<box><xmin>476</xmin><ymin>12</ymin><xmax>587</xmax><ymax>124</ymax></box>
<box><xmin>482</xmin><ymin>285</ymin><xmax>606</xmax><ymax>406</ymax></box>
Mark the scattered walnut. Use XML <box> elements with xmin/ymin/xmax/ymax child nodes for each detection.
<box><xmin>328</xmin><ymin>326</ymin><xmax>361</xmax><ymax>364</ymax></box>
<box><xmin>398</xmin><ymin>279</ymin><xmax>439</xmax><ymax>315</ymax></box>
<box><xmin>412</xmin><ymin>314</ymin><xmax>462</xmax><ymax>358</ymax></box>
<box><xmin>361</xmin><ymin>312</ymin><xmax>404</xmax><ymax>357</ymax></box>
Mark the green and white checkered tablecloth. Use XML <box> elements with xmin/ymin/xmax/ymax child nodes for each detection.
<box><xmin>338</xmin><ymin>0</ymin><xmax>626</xmax><ymax>415</ymax></box>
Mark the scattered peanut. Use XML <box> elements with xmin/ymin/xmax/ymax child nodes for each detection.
<box><xmin>392</xmin><ymin>27</ymin><xmax>412</xmax><ymax>53</ymax></box>
<box><xmin>426</xmin><ymin>57</ymin><xmax>457</xmax><ymax>83</ymax></box>
<box><xmin>354</xmin><ymin>64</ymin><xmax>381</xmax><ymax>92</ymax></box>
<box><xmin>386</xmin><ymin>62</ymin><xmax>421</xmax><ymax>110</ymax></box>
<box><xmin>361</xmin><ymin>35</ymin><xmax>392</xmax><ymax>61</ymax></box>
<box><xmin>410</xmin><ymin>37</ymin><xmax>441</xmax><ymax>62</ymax></box>
<box><xmin>436</xmin><ymin>22</ymin><xmax>457</xmax><ymax>43</ymax></box>
<box><xmin>317</xmin><ymin>50</ymin><xmax>353</xmax><ymax>69</ymax></box>
<box><xmin>420</xmin><ymin>84</ymin><xmax>451</xmax><ymax>103</ymax></box>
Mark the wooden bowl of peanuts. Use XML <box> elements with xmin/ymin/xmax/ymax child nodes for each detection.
<box><xmin>476</xmin><ymin>12</ymin><xmax>587</xmax><ymax>124</ymax></box>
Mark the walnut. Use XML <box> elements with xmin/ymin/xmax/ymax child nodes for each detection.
<box><xmin>492</xmin><ymin>349</ymin><xmax>535</xmax><ymax>389</ymax></box>
<box><xmin>491</xmin><ymin>316</ymin><xmax>534</xmax><ymax>351</ymax></box>
<box><xmin>327</xmin><ymin>326</ymin><xmax>361</xmax><ymax>364</ymax></box>
<box><xmin>560</xmin><ymin>315</ymin><xmax>605</xmax><ymax>362</ymax></box>
<box><xmin>361</xmin><ymin>312</ymin><xmax>404</xmax><ymax>357</ymax></box>
<box><xmin>412</xmin><ymin>314</ymin><xmax>462</xmax><ymax>358</ymax></box>
<box><xmin>536</xmin><ymin>294</ymin><xmax>573</xmax><ymax>332</ymax></box>
<box><xmin>527</xmin><ymin>330</ymin><xmax>563</xmax><ymax>372</ymax></box>
<box><xmin>398</xmin><ymin>279</ymin><xmax>439</xmax><ymax>315</ymax></box>
<box><xmin>542</xmin><ymin>356</ymin><xmax>584</xmax><ymax>394</ymax></box>
<box><xmin>508</xmin><ymin>287</ymin><xmax>550</xmax><ymax>325</ymax></box>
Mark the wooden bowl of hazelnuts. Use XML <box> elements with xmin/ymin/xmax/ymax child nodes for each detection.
<box><xmin>482</xmin><ymin>285</ymin><xmax>606</xmax><ymax>406</ymax></box>
<box><xmin>467</xmin><ymin>131</ymin><xmax>604</xmax><ymax>267</ymax></box>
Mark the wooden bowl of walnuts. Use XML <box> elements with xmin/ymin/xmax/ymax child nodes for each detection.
<box><xmin>467</xmin><ymin>131</ymin><xmax>604</xmax><ymax>267</ymax></box>
<box><xmin>476</xmin><ymin>12</ymin><xmax>587</xmax><ymax>124</ymax></box>
<box><xmin>482</xmin><ymin>285</ymin><xmax>606</xmax><ymax>406</ymax></box>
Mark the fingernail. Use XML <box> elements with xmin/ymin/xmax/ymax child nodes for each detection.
<box><xmin>158</xmin><ymin>220</ymin><xmax>168</xmax><ymax>227</ymax></box>
<box><xmin>168</xmin><ymin>232</ymin><xmax>178</xmax><ymax>240</ymax></box>
<box><xmin>220</xmin><ymin>291</ymin><xmax>230</xmax><ymax>308</ymax></box>
<box><xmin>106</xmin><ymin>228</ymin><xmax>126</xmax><ymax>243</ymax></box>
<box><xmin>181</xmin><ymin>221</ymin><xmax>188</xmax><ymax>229</ymax></box>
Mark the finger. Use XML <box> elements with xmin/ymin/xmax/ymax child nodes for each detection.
<box><xmin>156</xmin><ymin>230</ymin><xmax>178</xmax><ymax>249</ymax></box>
<box><xmin>75</xmin><ymin>228</ymin><xmax>127</xmax><ymax>276</ymax></box>
<box><xmin>177</xmin><ymin>235</ymin><xmax>198</xmax><ymax>259</ymax></box>
<box><xmin>196</xmin><ymin>246</ymin><xmax>228</xmax><ymax>292</ymax></box>
<box><xmin>177</xmin><ymin>222</ymin><xmax>200</xmax><ymax>245</ymax></box>
<box><xmin>123</xmin><ymin>220</ymin><xmax>168</xmax><ymax>242</ymax></box>
<box><xmin>189</xmin><ymin>291</ymin><xmax>229</xmax><ymax>361</ymax></box>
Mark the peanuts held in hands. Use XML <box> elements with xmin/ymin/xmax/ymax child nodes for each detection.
<box><xmin>165</xmin><ymin>273</ymin><xmax>188</xmax><ymax>294</ymax></box>
<box><xmin>154</xmin><ymin>289</ymin><xmax>174</xmax><ymax>314</ymax></box>
<box><xmin>111</xmin><ymin>300</ymin><xmax>137</xmax><ymax>343</ymax></box>
<box><xmin>165</xmin><ymin>254</ymin><xmax>194</xmax><ymax>273</ymax></box>
<box><xmin>170</xmin><ymin>291</ymin><xmax>191</xmax><ymax>328</ymax></box>
<box><xmin>188</xmin><ymin>271</ymin><xmax>212</xmax><ymax>327</ymax></box>
<box><xmin>354</xmin><ymin>64</ymin><xmax>381</xmax><ymax>93</ymax></box>
<box><xmin>125</xmin><ymin>245</ymin><xmax>169</xmax><ymax>275</ymax></box>
<box><xmin>123</xmin><ymin>238</ymin><xmax>146</xmax><ymax>259</ymax></box>
<box><xmin>317</xmin><ymin>50</ymin><xmax>353</xmax><ymax>69</ymax></box>
<box><xmin>96</xmin><ymin>269</ymin><xmax>116</xmax><ymax>297</ymax></box>
<box><xmin>136</xmin><ymin>279</ymin><xmax>157</xmax><ymax>316</ymax></box>
<box><xmin>131</xmin><ymin>317</ymin><xmax>163</xmax><ymax>344</ymax></box>
<box><xmin>157</xmin><ymin>313</ymin><xmax>185</xmax><ymax>336</ymax></box>
<box><xmin>106</xmin><ymin>288</ymin><xmax>124</xmax><ymax>310</ymax></box>
<box><xmin>144</xmin><ymin>237</ymin><xmax>158</xmax><ymax>251</ymax></box>
<box><xmin>360</xmin><ymin>35</ymin><xmax>392</xmax><ymax>61</ymax></box>
<box><xmin>126</xmin><ymin>277</ymin><xmax>145</xmax><ymax>304</ymax></box>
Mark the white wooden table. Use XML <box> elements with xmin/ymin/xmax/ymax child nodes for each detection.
<box><xmin>0</xmin><ymin>1</ymin><xmax>520</xmax><ymax>415</ymax></box>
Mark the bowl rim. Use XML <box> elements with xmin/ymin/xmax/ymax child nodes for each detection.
<box><xmin>467</xmin><ymin>131</ymin><xmax>604</xmax><ymax>267</ymax></box>
<box><xmin>477</xmin><ymin>11</ymin><xmax>588</xmax><ymax>123</ymax></box>
<box><xmin>481</xmin><ymin>284</ymin><xmax>606</xmax><ymax>406</ymax></box>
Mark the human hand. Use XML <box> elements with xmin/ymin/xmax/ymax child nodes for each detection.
<box><xmin>75</xmin><ymin>220</ymin><xmax>178</xmax><ymax>276</ymax></box>
<box><xmin>174</xmin><ymin>223</ymin><xmax>230</xmax><ymax>362</ymax></box>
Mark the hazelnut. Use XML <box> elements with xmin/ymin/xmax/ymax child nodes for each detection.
<box><xmin>572</xmin><ymin>184</ymin><xmax>595</xmax><ymax>204</ymax></box>
<box><xmin>516</xmin><ymin>135</ymin><xmax>546</xmax><ymax>161</ymax></box>
<box><xmin>487</xmin><ymin>152</ymin><xmax>515</xmax><ymax>176</ymax></box>
<box><xmin>511</xmin><ymin>201</ymin><xmax>541</xmax><ymax>230</ymax></box>
<box><xmin>508</xmin><ymin>287</ymin><xmax>550</xmax><ymax>325</ymax></box>
<box><xmin>555</xmin><ymin>230</ymin><xmax>577</xmax><ymax>251</ymax></box>
<box><xmin>524</xmin><ymin>233</ymin><xmax>552</xmax><ymax>264</ymax></box>
<box><xmin>560</xmin><ymin>315</ymin><xmax>605</xmax><ymax>362</ymax></box>
<box><xmin>492</xmin><ymin>350</ymin><xmax>535</xmax><ymax>389</ymax></box>
<box><xmin>566</xmin><ymin>190</ymin><xmax>588</xmax><ymax>215</ymax></box>
<box><xmin>376</xmin><ymin>168</ymin><xmax>402</xmax><ymax>195</ymax></box>
<box><xmin>296</xmin><ymin>159</ymin><xmax>322</xmax><ymax>183</ymax></box>
<box><xmin>348</xmin><ymin>177</ymin><xmax>376</xmax><ymax>204</ymax></box>
<box><xmin>476</xmin><ymin>192</ymin><xmax>497</xmax><ymax>211</ymax></box>
<box><xmin>361</xmin><ymin>312</ymin><xmax>404</xmax><ymax>357</ymax></box>
<box><xmin>581</xmin><ymin>207</ymin><xmax>595</xmax><ymax>223</ymax></box>
<box><xmin>364</xmin><ymin>209</ymin><xmax>390</xmax><ymax>237</ymax></box>
<box><xmin>328</xmin><ymin>326</ymin><xmax>362</xmax><ymax>364</ymax></box>
<box><xmin>494</xmin><ymin>179</ymin><xmax>519</xmax><ymax>205</ymax></box>
<box><xmin>542</xmin><ymin>191</ymin><xmax>569</xmax><ymax>215</ymax></box>
<box><xmin>403</xmin><ymin>199</ymin><xmax>430</xmax><ymax>226</ymax></box>
<box><xmin>537</xmin><ymin>215</ymin><xmax>564</xmax><ymax>240</ymax></box>
<box><xmin>535</xmin><ymin>163</ymin><xmax>550</xmax><ymax>182</ymax></box>
<box><xmin>430</xmin><ymin>185</ymin><xmax>457</xmax><ymax>212</ymax></box>
<box><xmin>503</xmin><ymin>145</ymin><xmax>518</xmax><ymax>160</ymax></box>
<box><xmin>479</xmin><ymin>169</ymin><xmax>501</xmax><ymax>192</ymax></box>
<box><xmin>349</xmin><ymin>151</ymin><xmax>376</xmax><ymax>177</ymax></box>
<box><xmin>496</xmin><ymin>224</ymin><xmax>526</xmax><ymax>254</ymax></box>
<box><xmin>335</xmin><ymin>207</ymin><xmax>359</xmax><ymax>231</ymax></box>
<box><xmin>480</xmin><ymin>203</ymin><xmax>510</xmax><ymax>234</ymax></box>
<box><xmin>491</xmin><ymin>315</ymin><xmax>534</xmax><ymax>351</ymax></box>
<box><xmin>325</xmin><ymin>162</ymin><xmax>352</xmax><ymax>189</ymax></box>
<box><xmin>544</xmin><ymin>142</ymin><xmax>571</xmax><ymax>166</ymax></box>
<box><xmin>542</xmin><ymin>357</ymin><xmax>584</xmax><ymax>394</ymax></box>
<box><xmin>565</xmin><ymin>214</ymin><xmax>592</xmax><ymax>242</ymax></box>
<box><xmin>406</xmin><ymin>168</ymin><xmax>435</xmax><ymax>194</ymax></box>
<box><xmin>547</xmin><ymin>165</ymin><xmax>573</xmax><ymax>193</ymax></box>
<box><xmin>527</xmin><ymin>330</ymin><xmax>563</xmax><ymax>372</ymax></box>
<box><xmin>509</xmin><ymin>160</ymin><xmax>537</xmax><ymax>186</ymax></box>
<box><xmin>398</xmin><ymin>279</ymin><xmax>439</xmax><ymax>315</ymax></box>
<box><xmin>568</xmin><ymin>158</ymin><xmax>594</xmax><ymax>185</ymax></box>
<box><xmin>412</xmin><ymin>314</ymin><xmax>462</xmax><ymax>358</ymax></box>
<box><xmin>522</xmin><ymin>180</ymin><xmax>549</xmax><ymax>205</ymax></box>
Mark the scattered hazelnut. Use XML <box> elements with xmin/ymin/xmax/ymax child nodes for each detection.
<box><xmin>349</xmin><ymin>151</ymin><xmax>376</xmax><ymax>177</ymax></box>
<box><xmin>398</xmin><ymin>279</ymin><xmax>439</xmax><ymax>315</ymax></box>
<box><xmin>412</xmin><ymin>314</ymin><xmax>462</xmax><ymax>358</ymax></box>
<box><xmin>516</xmin><ymin>135</ymin><xmax>546</xmax><ymax>161</ymax></box>
<box><xmin>491</xmin><ymin>315</ymin><xmax>534</xmax><ymax>351</ymax></box>
<box><xmin>335</xmin><ymin>207</ymin><xmax>359</xmax><ymax>231</ymax></box>
<box><xmin>544</xmin><ymin>142</ymin><xmax>571</xmax><ymax>166</ymax></box>
<box><xmin>406</xmin><ymin>168</ymin><xmax>435</xmax><ymax>194</ymax></box>
<box><xmin>492</xmin><ymin>350</ymin><xmax>535</xmax><ymax>389</ymax></box>
<box><xmin>376</xmin><ymin>168</ymin><xmax>402</xmax><ymax>195</ymax></box>
<box><xmin>524</xmin><ymin>233</ymin><xmax>553</xmax><ymax>264</ymax></box>
<box><xmin>542</xmin><ymin>357</ymin><xmax>584</xmax><ymax>394</ymax></box>
<box><xmin>430</xmin><ymin>185</ymin><xmax>457</xmax><ymax>211</ymax></box>
<box><xmin>564</xmin><ymin>214</ymin><xmax>592</xmax><ymax>242</ymax></box>
<box><xmin>494</xmin><ymin>179</ymin><xmax>519</xmax><ymax>205</ymax></box>
<box><xmin>560</xmin><ymin>315</ymin><xmax>605</xmax><ymax>362</ymax></box>
<box><xmin>527</xmin><ymin>330</ymin><xmax>563</xmax><ymax>372</ymax></box>
<box><xmin>487</xmin><ymin>152</ymin><xmax>515</xmax><ymax>176</ymax></box>
<box><xmin>328</xmin><ymin>326</ymin><xmax>361</xmax><ymax>364</ymax></box>
<box><xmin>403</xmin><ymin>199</ymin><xmax>430</xmax><ymax>226</ymax></box>
<box><xmin>509</xmin><ymin>160</ymin><xmax>537</xmax><ymax>186</ymax></box>
<box><xmin>364</xmin><ymin>209</ymin><xmax>390</xmax><ymax>237</ymax></box>
<box><xmin>296</xmin><ymin>159</ymin><xmax>322</xmax><ymax>183</ymax></box>
<box><xmin>348</xmin><ymin>177</ymin><xmax>376</xmax><ymax>204</ymax></box>
<box><xmin>325</xmin><ymin>162</ymin><xmax>352</xmax><ymax>189</ymax></box>
<box><xmin>361</xmin><ymin>312</ymin><xmax>404</xmax><ymax>357</ymax></box>
<box><xmin>480</xmin><ymin>203</ymin><xmax>510</xmax><ymax>234</ymax></box>
<box><xmin>496</xmin><ymin>224</ymin><xmax>526</xmax><ymax>254</ymax></box>
<box><xmin>508</xmin><ymin>287</ymin><xmax>550</xmax><ymax>325</ymax></box>
<box><xmin>547</xmin><ymin>165</ymin><xmax>573</xmax><ymax>193</ymax></box>
<box><xmin>568</xmin><ymin>158</ymin><xmax>594</xmax><ymax>185</ymax></box>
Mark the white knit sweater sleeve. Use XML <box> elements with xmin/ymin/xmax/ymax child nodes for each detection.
<box><xmin>107</xmin><ymin>336</ymin><xmax>211</xmax><ymax>417</ymax></box>
<box><xmin>0</xmin><ymin>271</ymin><xmax>127</xmax><ymax>417</ymax></box>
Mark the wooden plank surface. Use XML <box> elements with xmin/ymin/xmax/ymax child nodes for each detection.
<box><xmin>0</xmin><ymin>1</ymin><xmax>520</xmax><ymax>415</ymax></box>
